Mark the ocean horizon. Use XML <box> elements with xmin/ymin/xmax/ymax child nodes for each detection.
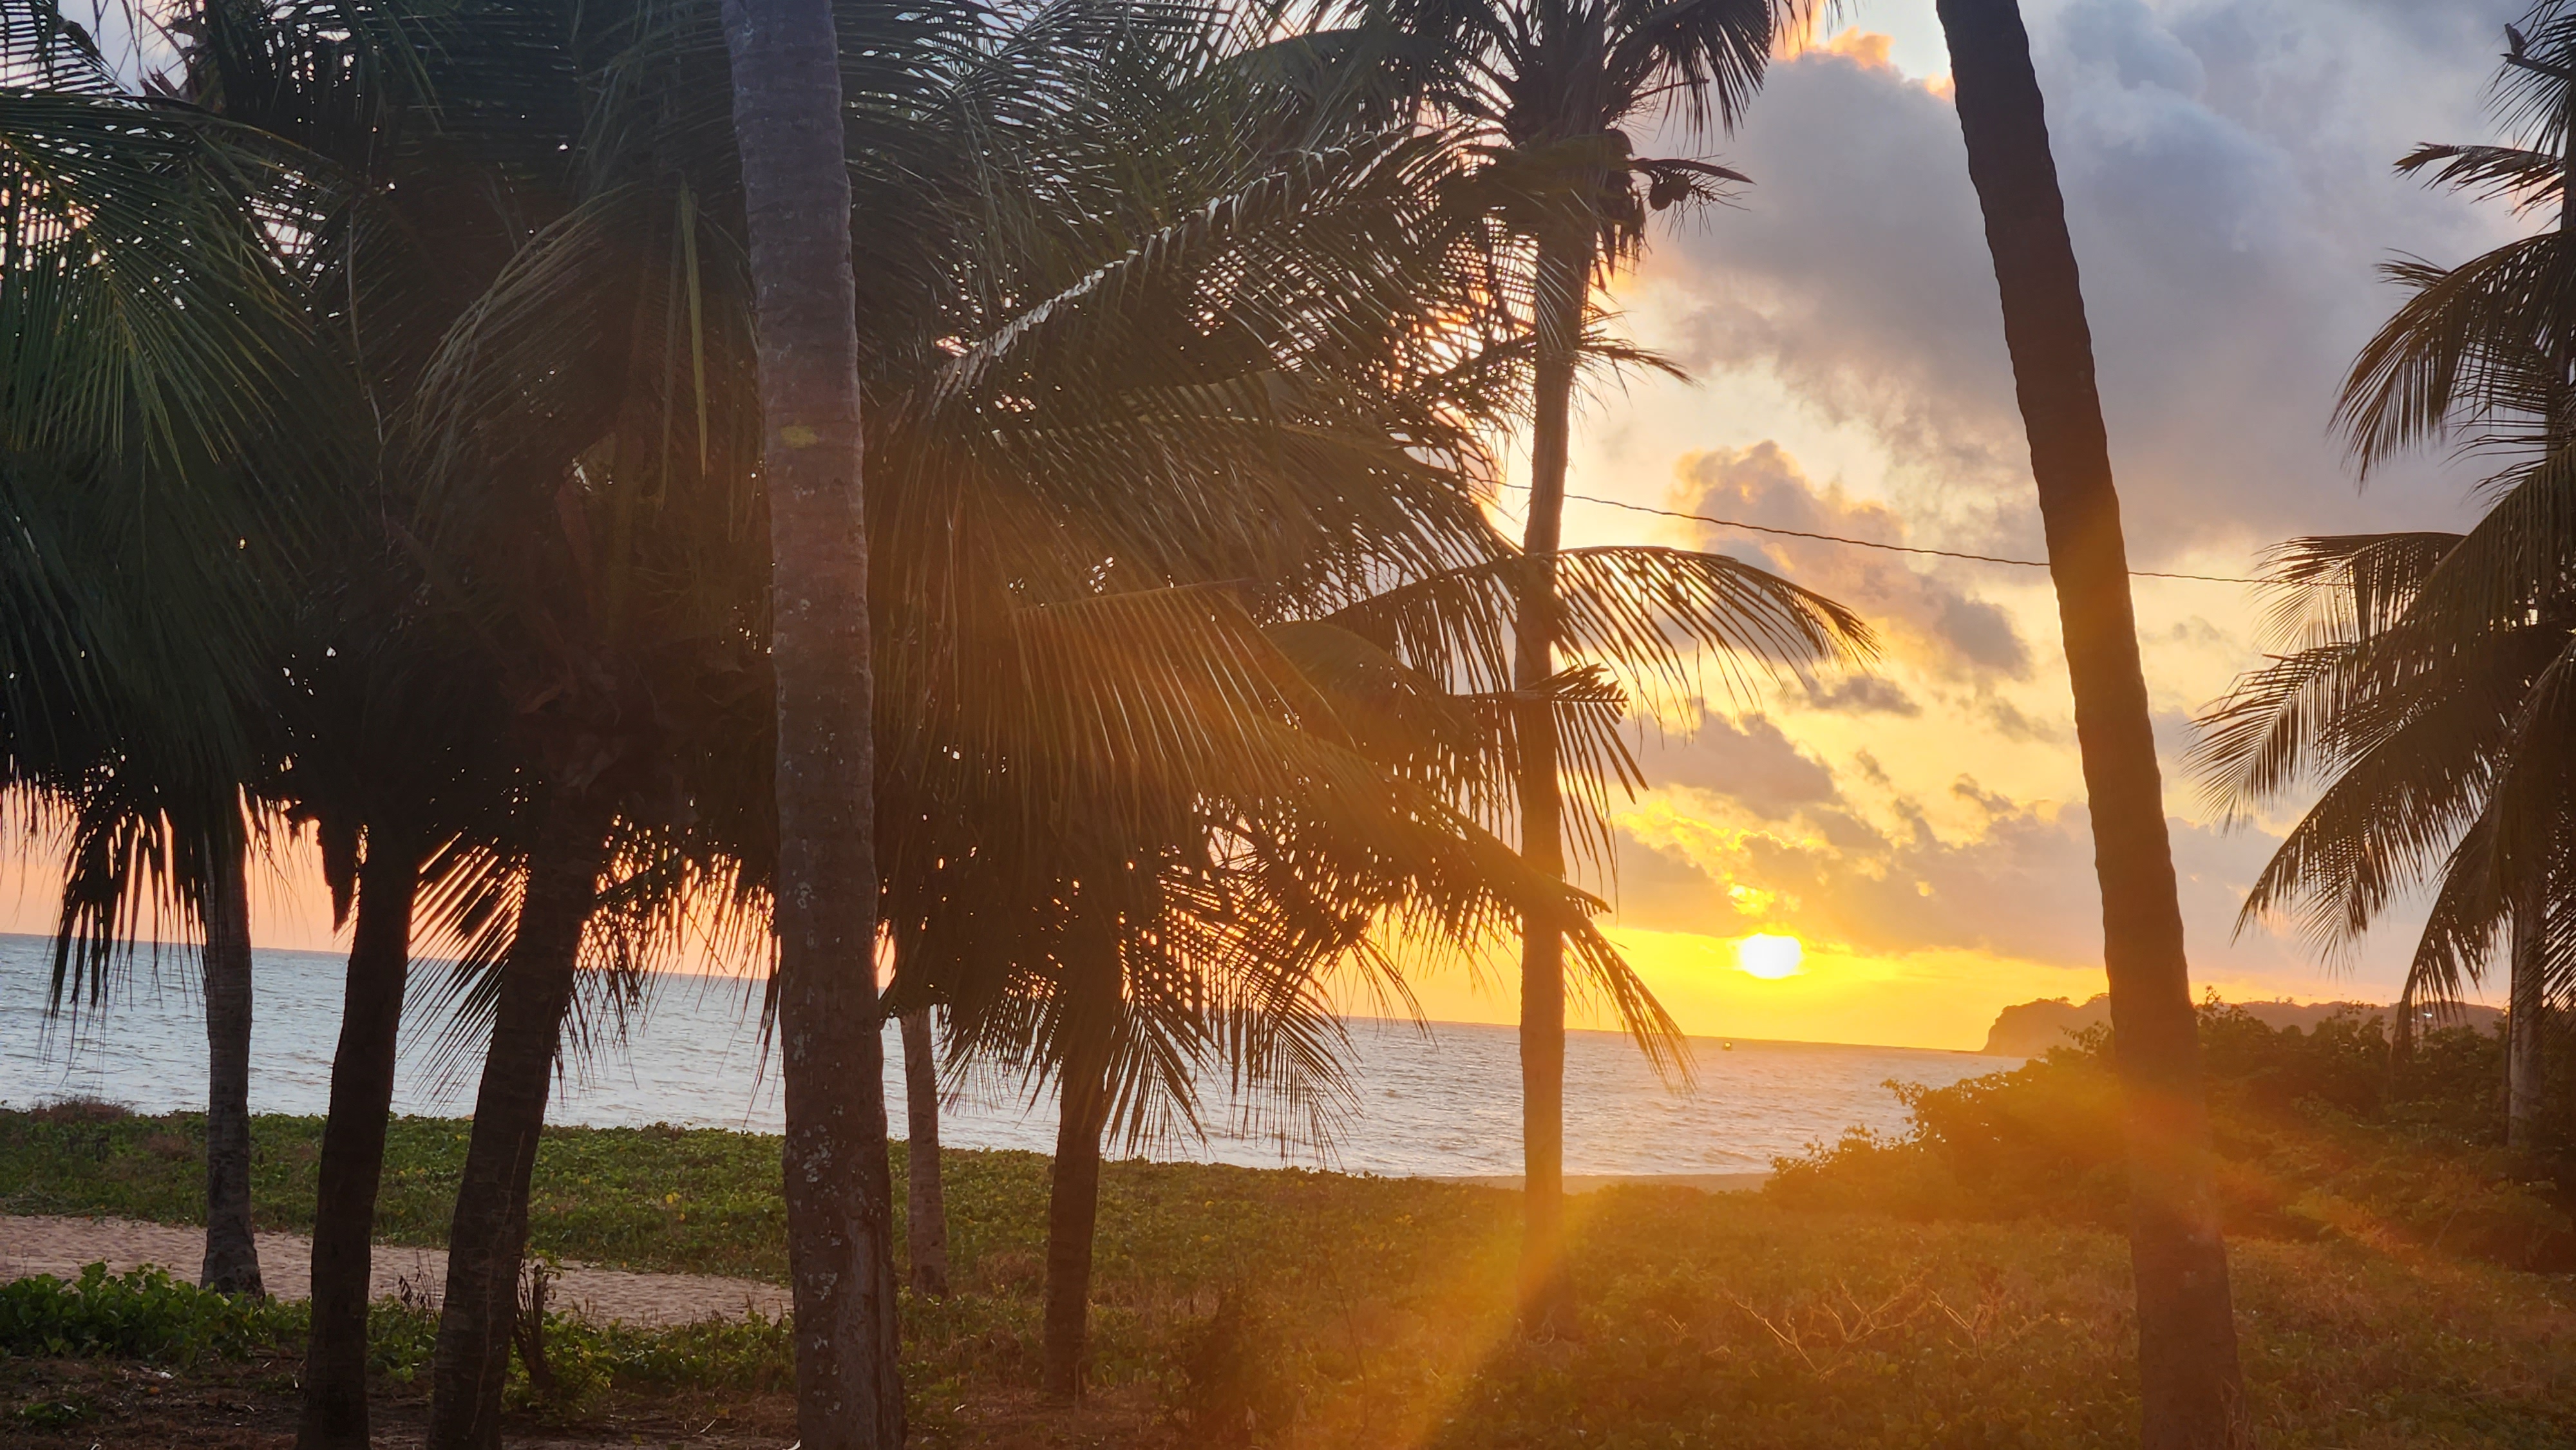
<box><xmin>1</xmin><ymin>934</ymin><xmax>2014</xmax><ymax>1180</ymax></box>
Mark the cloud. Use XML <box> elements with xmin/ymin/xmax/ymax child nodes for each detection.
<box><xmin>1802</xmin><ymin>674</ymin><xmax>1920</xmax><ymax>715</ymax></box>
<box><xmin>1638</xmin><ymin>0</ymin><xmax>2515</xmax><ymax>565</ymax></box>
<box><xmin>1669</xmin><ymin>441</ymin><xmax>2032</xmax><ymax>679</ymax></box>
<box><xmin>1628</xmin><ymin>777</ymin><xmax>2328</xmax><ymax>978</ymax></box>
<box><xmin>1604</xmin><ymin>828</ymin><xmax>1734</xmax><ymax>935</ymax></box>
<box><xmin>1644</xmin><ymin>711</ymin><xmax>1840</xmax><ymax>819</ymax></box>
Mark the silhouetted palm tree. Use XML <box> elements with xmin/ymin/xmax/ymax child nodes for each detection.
<box><xmin>1931</xmin><ymin>0</ymin><xmax>2248</xmax><ymax>1444</ymax></box>
<box><xmin>1</xmin><ymin>0</ymin><xmax>350</xmax><ymax>1306</ymax></box>
<box><xmin>1289</xmin><ymin>0</ymin><xmax>1815</xmax><ymax>1327</ymax></box>
<box><xmin>2197</xmin><ymin>4</ymin><xmax>2576</xmax><ymax>1149</ymax></box>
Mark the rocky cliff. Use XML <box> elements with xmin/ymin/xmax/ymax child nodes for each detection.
<box><xmin>1980</xmin><ymin>995</ymin><xmax>2506</xmax><ymax>1058</ymax></box>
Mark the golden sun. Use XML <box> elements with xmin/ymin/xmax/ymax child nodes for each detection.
<box><xmin>1734</xmin><ymin>933</ymin><xmax>1806</xmax><ymax>981</ymax></box>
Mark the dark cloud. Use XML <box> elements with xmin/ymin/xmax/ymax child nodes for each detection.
<box><xmin>1645</xmin><ymin>711</ymin><xmax>1840</xmax><ymax>819</ymax></box>
<box><xmin>1802</xmin><ymin>674</ymin><xmax>1921</xmax><ymax>715</ymax></box>
<box><xmin>1639</xmin><ymin>0</ymin><xmax>2523</xmax><ymax>564</ymax></box>
<box><xmin>1604</xmin><ymin>829</ymin><xmax>1739</xmax><ymax>935</ymax></box>
<box><xmin>1936</xmin><ymin>596</ymin><xmax>2030</xmax><ymax>676</ymax></box>
<box><xmin>1984</xmin><ymin>696</ymin><xmax>2067</xmax><ymax>744</ymax></box>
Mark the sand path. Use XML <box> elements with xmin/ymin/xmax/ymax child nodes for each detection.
<box><xmin>0</xmin><ymin>1215</ymin><xmax>788</xmax><ymax>1326</ymax></box>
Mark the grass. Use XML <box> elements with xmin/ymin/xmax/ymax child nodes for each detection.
<box><xmin>7</xmin><ymin>1100</ymin><xmax>2576</xmax><ymax>1446</ymax></box>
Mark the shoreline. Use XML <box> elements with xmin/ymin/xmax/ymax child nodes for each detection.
<box><xmin>1430</xmin><ymin>1171</ymin><xmax>1770</xmax><ymax>1193</ymax></box>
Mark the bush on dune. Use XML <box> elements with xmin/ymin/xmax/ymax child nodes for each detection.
<box><xmin>1768</xmin><ymin>1003</ymin><xmax>2576</xmax><ymax>1270</ymax></box>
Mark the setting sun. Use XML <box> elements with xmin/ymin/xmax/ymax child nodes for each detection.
<box><xmin>1734</xmin><ymin>932</ymin><xmax>1806</xmax><ymax>980</ymax></box>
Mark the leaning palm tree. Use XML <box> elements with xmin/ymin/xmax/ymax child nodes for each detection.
<box><xmin>2197</xmin><ymin>3</ymin><xmax>2576</xmax><ymax>1149</ymax></box>
<box><xmin>1933</xmin><ymin>0</ymin><xmax>2248</xmax><ymax>1444</ymax></box>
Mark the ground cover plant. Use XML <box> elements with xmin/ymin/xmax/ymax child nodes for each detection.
<box><xmin>1772</xmin><ymin>1003</ymin><xmax>2576</xmax><ymax>1271</ymax></box>
<box><xmin>6</xmin><ymin>1098</ymin><xmax>2574</xmax><ymax>1447</ymax></box>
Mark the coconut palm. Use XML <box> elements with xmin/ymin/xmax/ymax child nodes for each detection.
<box><xmin>873</xmin><ymin>4</ymin><xmax>1864</xmax><ymax>1391</ymax></box>
<box><xmin>1281</xmin><ymin>0</ymin><xmax>1817</xmax><ymax>1327</ymax></box>
<box><xmin>1931</xmin><ymin>0</ymin><xmax>2248</xmax><ymax>1444</ymax></box>
<box><xmin>1</xmin><ymin>0</ymin><xmax>354</xmax><ymax>1304</ymax></box>
<box><xmin>720</xmin><ymin>0</ymin><xmax>909</xmax><ymax>1429</ymax></box>
<box><xmin>2195</xmin><ymin>4</ymin><xmax>2576</xmax><ymax>1149</ymax></box>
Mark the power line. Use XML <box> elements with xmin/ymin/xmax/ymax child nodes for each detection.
<box><xmin>1502</xmin><ymin>484</ymin><xmax>2284</xmax><ymax>586</ymax></box>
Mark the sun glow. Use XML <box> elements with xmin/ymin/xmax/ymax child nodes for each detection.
<box><xmin>1734</xmin><ymin>933</ymin><xmax>1806</xmax><ymax>981</ymax></box>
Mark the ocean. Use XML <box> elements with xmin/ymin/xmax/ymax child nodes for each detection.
<box><xmin>1</xmin><ymin>935</ymin><xmax>2013</xmax><ymax>1179</ymax></box>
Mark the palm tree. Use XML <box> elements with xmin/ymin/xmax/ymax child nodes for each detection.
<box><xmin>1929</xmin><ymin>0</ymin><xmax>2248</xmax><ymax>1444</ymax></box>
<box><xmin>1298</xmin><ymin>0</ymin><xmax>1810</xmax><ymax>1328</ymax></box>
<box><xmin>2</xmin><ymin>0</ymin><xmax>348</xmax><ymax>1306</ymax></box>
<box><xmin>721</xmin><ymin>0</ymin><xmax>907</xmax><ymax>1437</ymax></box>
<box><xmin>872</xmin><ymin>8</ymin><xmax>1864</xmax><ymax>1391</ymax></box>
<box><xmin>2195</xmin><ymin>5</ymin><xmax>2576</xmax><ymax>1149</ymax></box>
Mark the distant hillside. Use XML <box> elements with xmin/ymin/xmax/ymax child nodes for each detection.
<box><xmin>1982</xmin><ymin>995</ymin><xmax>2506</xmax><ymax>1059</ymax></box>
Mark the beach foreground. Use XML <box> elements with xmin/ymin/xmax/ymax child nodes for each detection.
<box><xmin>5</xmin><ymin>1106</ymin><xmax>2572</xmax><ymax>1448</ymax></box>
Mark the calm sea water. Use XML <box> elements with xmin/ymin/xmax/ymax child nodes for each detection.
<box><xmin>0</xmin><ymin>935</ymin><xmax>2012</xmax><ymax>1178</ymax></box>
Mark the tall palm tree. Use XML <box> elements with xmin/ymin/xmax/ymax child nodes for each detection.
<box><xmin>875</xmin><ymin>8</ymin><xmax>1863</xmax><ymax>1391</ymax></box>
<box><xmin>1299</xmin><ymin>0</ymin><xmax>1811</xmax><ymax>1328</ymax></box>
<box><xmin>1930</xmin><ymin>1</ymin><xmax>2248</xmax><ymax>1445</ymax></box>
<box><xmin>721</xmin><ymin>0</ymin><xmax>906</xmax><ymax>1436</ymax></box>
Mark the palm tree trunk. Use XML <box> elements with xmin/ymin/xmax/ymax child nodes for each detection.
<box><xmin>1513</xmin><ymin>224</ymin><xmax>1588</xmax><ymax>1337</ymax></box>
<box><xmin>1041</xmin><ymin>1015</ymin><xmax>1113</xmax><ymax>1399</ymax></box>
<box><xmin>298</xmin><ymin>828</ymin><xmax>422</xmax><ymax>1450</ymax></box>
<box><xmin>199</xmin><ymin>816</ymin><xmax>264</xmax><ymax>1298</ymax></box>
<box><xmin>723</xmin><ymin>0</ymin><xmax>902</xmax><ymax>1442</ymax></box>
<box><xmin>425</xmin><ymin>800</ymin><xmax>607</xmax><ymax>1450</ymax></box>
<box><xmin>2509</xmin><ymin>890</ymin><xmax>2544</xmax><ymax>1147</ymax></box>
<box><xmin>1931</xmin><ymin>3</ymin><xmax>2249</xmax><ymax>1446</ymax></box>
<box><xmin>902</xmin><ymin>1005</ymin><xmax>950</xmax><ymax>1298</ymax></box>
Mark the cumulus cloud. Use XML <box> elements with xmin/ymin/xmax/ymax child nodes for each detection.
<box><xmin>1626</xmin><ymin>780</ymin><xmax>2324</xmax><ymax>975</ymax></box>
<box><xmin>1669</xmin><ymin>441</ymin><xmax>2032</xmax><ymax>679</ymax></box>
<box><xmin>1645</xmin><ymin>710</ymin><xmax>1841</xmax><ymax>819</ymax></box>
<box><xmin>1605</xmin><ymin>827</ymin><xmax>1734</xmax><ymax>935</ymax></box>
<box><xmin>1802</xmin><ymin>674</ymin><xmax>1920</xmax><ymax>715</ymax></box>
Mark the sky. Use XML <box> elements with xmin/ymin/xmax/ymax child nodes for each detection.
<box><xmin>0</xmin><ymin>0</ymin><xmax>2542</xmax><ymax>1053</ymax></box>
<box><xmin>1387</xmin><ymin>0</ymin><xmax>2535</xmax><ymax>1048</ymax></box>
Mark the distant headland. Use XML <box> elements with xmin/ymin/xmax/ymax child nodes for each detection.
<box><xmin>1981</xmin><ymin>995</ymin><xmax>2506</xmax><ymax>1059</ymax></box>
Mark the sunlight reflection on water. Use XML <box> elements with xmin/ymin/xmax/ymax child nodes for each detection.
<box><xmin>1</xmin><ymin>936</ymin><xmax>2014</xmax><ymax>1178</ymax></box>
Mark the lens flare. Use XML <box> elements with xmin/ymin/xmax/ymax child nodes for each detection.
<box><xmin>1734</xmin><ymin>933</ymin><xmax>1805</xmax><ymax>980</ymax></box>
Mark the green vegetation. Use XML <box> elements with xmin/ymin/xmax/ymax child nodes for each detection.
<box><xmin>0</xmin><ymin>1266</ymin><xmax>302</xmax><ymax>1365</ymax></box>
<box><xmin>1774</xmin><ymin>1004</ymin><xmax>2576</xmax><ymax>1271</ymax></box>
<box><xmin>6</xmin><ymin>1100</ymin><xmax>2575</xmax><ymax>1446</ymax></box>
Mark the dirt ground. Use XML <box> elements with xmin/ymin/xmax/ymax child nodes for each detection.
<box><xmin>0</xmin><ymin>1355</ymin><xmax>1171</xmax><ymax>1449</ymax></box>
<box><xmin>0</xmin><ymin>1216</ymin><xmax>789</xmax><ymax>1326</ymax></box>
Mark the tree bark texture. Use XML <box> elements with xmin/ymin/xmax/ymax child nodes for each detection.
<box><xmin>425</xmin><ymin>803</ymin><xmax>607</xmax><ymax>1450</ymax></box>
<box><xmin>1513</xmin><ymin>226</ymin><xmax>1587</xmax><ymax>1337</ymax></box>
<box><xmin>2509</xmin><ymin>894</ymin><xmax>2545</xmax><ymax>1148</ymax></box>
<box><xmin>903</xmin><ymin>1006</ymin><xmax>951</xmax><ymax>1298</ymax></box>
<box><xmin>721</xmin><ymin>0</ymin><xmax>903</xmax><ymax>1441</ymax></box>
<box><xmin>298</xmin><ymin>831</ymin><xmax>422</xmax><ymax>1450</ymax></box>
<box><xmin>1931</xmin><ymin>3</ymin><xmax>2250</xmax><ymax>1446</ymax></box>
<box><xmin>199</xmin><ymin>819</ymin><xmax>265</xmax><ymax>1298</ymax></box>
<box><xmin>1041</xmin><ymin>1021</ymin><xmax>1113</xmax><ymax>1399</ymax></box>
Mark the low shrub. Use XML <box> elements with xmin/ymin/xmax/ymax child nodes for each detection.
<box><xmin>1769</xmin><ymin>1004</ymin><xmax>2576</xmax><ymax>1270</ymax></box>
<box><xmin>0</xmin><ymin>1265</ymin><xmax>302</xmax><ymax>1364</ymax></box>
